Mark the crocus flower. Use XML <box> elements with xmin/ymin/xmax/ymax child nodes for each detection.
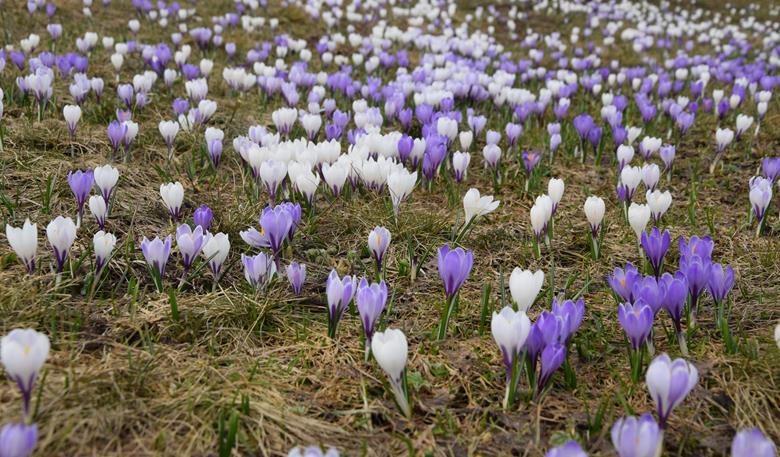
<box><xmin>584</xmin><ymin>196</ymin><xmax>605</xmax><ymax>258</ymax></box>
<box><xmin>242</xmin><ymin>253</ymin><xmax>276</xmax><ymax>290</ymax></box>
<box><xmin>660</xmin><ymin>272</ymin><xmax>690</xmax><ymax>355</ymax></box>
<box><xmin>646</xmin><ymin>190</ymin><xmax>672</xmax><ymax>222</ymax></box>
<box><xmin>679</xmin><ymin>239</ymin><xmax>712</xmax><ymax>327</ymax></box>
<box><xmin>611</xmin><ymin>414</ymin><xmax>662</xmax><ymax>457</ymax></box>
<box><xmin>356</xmin><ymin>278</ymin><xmax>388</xmax><ymax>356</ymax></box>
<box><xmin>545</xmin><ymin>441</ymin><xmax>587</xmax><ymax>457</ymax></box>
<box><xmin>46</xmin><ymin>216</ymin><xmax>77</xmax><ymax>273</ymax></box>
<box><xmin>491</xmin><ymin>306</ymin><xmax>531</xmax><ymax>408</ymax></box>
<box><xmin>646</xmin><ymin>354</ymin><xmax>698</xmax><ymax>428</ymax></box>
<box><xmin>260</xmin><ymin>206</ymin><xmax>293</xmax><ymax>264</ymax></box>
<box><xmin>325</xmin><ymin>270</ymin><xmax>356</xmax><ymax>338</ymax></box>
<box><xmin>616</xmin><ymin>145</ymin><xmax>634</xmax><ymax>171</ymax></box>
<box><xmin>159</xmin><ymin>120</ymin><xmax>179</xmax><ymax>160</ymax></box>
<box><xmin>371</xmin><ymin>328</ymin><xmax>411</xmax><ymax>417</ymax></box>
<box><xmin>538</xmin><ymin>343</ymin><xmax>566</xmax><ymax>393</ymax></box>
<box><xmin>641</xmin><ymin>227</ymin><xmax>671</xmax><ymax>278</ymax></box>
<box><xmin>628</xmin><ymin>203</ymin><xmax>651</xmax><ymax>241</ymax></box>
<box><xmin>94</xmin><ymin>164</ymin><xmax>119</xmax><ymax>203</ymax></box>
<box><xmin>0</xmin><ymin>423</ymin><xmax>38</xmax><ymax>457</ymax></box>
<box><xmin>287</xmin><ymin>446</ymin><xmax>340</xmax><ymax>457</ymax></box>
<box><xmin>708</xmin><ymin>263</ymin><xmax>735</xmax><ymax>305</ymax></box>
<box><xmin>608</xmin><ymin>263</ymin><xmax>641</xmax><ymax>302</ymax></box>
<box><xmin>141</xmin><ymin>235</ymin><xmax>172</xmax><ymax>290</ymax></box>
<box><xmin>436</xmin><ymin>244</ymin><xmax>473</xmax><ymax>340</ymax></box>
<box><xmin>176</xmin><ymin>224</ymin><xmax>205</xmax><ymax>270</ymax></box>
<box><xmin>160</xmin><ymin>182</ymin><xmax>184</xmax><ymax>222</ymax></box>
<box><xmin>761</xmin><ymin>157</ymin><xmax>780</xmax><ymax>182</ymax></box>
<box><xmin>551</xmin><ymin>296</ymin><xmax>585</xmax><ymax>345</ymax></box>
<box><xmin>660</xmin><ymin>145</ymin><xmax>676</xmax><ymax>173</ymax></box>
<box><xmin>749</xmin><ymin>177</ymin><xmax>773</xmax><ymax>234</ymax></box>
<box><xmin>63</xmin><ymin>104</ymin><xmax>81</xmax><ymax>140</ymax></box>
<box><xmin>462</xmin><ymin>188</ymin><xmax>500</xmax><ymax>225</ymax></box>
<box><xmin>387</xmin><ymin>169</ymin><xmax>417</xmax><ymax>218</ymax></box>
<box><xmin>522</xmin><ymin>150</ymin><xmax>542</xmax><ymax>176</ymax></box>
<box><xmin>193</xmin><ymin>205</ymin><xmax>213</xmax><ymax>232</ymax></box>
<box><xmin>438</xmin><ymin>244</ymin><xmax>473</xmax><ymax>299</ymax></box>
<box><xmin>548</xmin><ymin>178</ymin><xmax>564</xmax><ymax>215</ymax></box>
<box><xmin>93</xmin><ymin>231</ymin><xmax>116</xmax><ymax>273</ymax></box>
<box><xmin>89</xmin><ymin>195</ymin><xmax>108</xmax><ymax>230</ymax></box>
<box><xmin>452</xmin><ymin>151</ymin><xmax>470</xmax><ymax>183</ymax></box>
<box><xmin>202</xmin><ymin>232</ymin><xmax>230</xmax><ymax>281</ymax></box>
<box><xmin>509</xmin><ymin>268</ymin><xmax>544</xmax><ymax>312</ymax></box>
<box><xmin>1</xmin><ymin>328</ymin><xmax>49</xmax><ymax>415</ymax></box>
<box><xmin>5</xmin><ymin>219</ymin><xmax>37</xmax><ymax>273</ymax></box>
<box><xmin>367</xmin><ymin>227</ymin><xmax>391</xmax><ymax>276</ymax></box>
<box><xmin>286</xmin><ymin>262</ymin><xmax>306</xmax><ymax>295</ymax></box>
<box><xmin>731</xmin><ymin>428</ymin><xmax>777</xmax><ymax>457</ymax></box>
<box><xmin>107</xmin><ymin>120</ymin><xmax>127</xmax><ymax>156</ymax></box>
<box><xmin>68</xmin><ymin>169</ymin><xmax>94</xmax><ymax>228</ymax></box>
<box><xmin>618</xmin><ymin>301</ymin><xmax>654</xmax><ymax>350</ymax></box>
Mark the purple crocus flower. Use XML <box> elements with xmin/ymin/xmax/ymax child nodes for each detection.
<box><xmin>607</xmin><ymin>263</ymin><xmax>641</xmax><ymax>302</ymax></box>
<box><xmin>679</xmin><ymin>237</ymin><xmax>712</xmax><ymax>325</ymax></box>
<box><xmin>67</xmin><ymin>169</ymin><xmax>94</xmax><ymax>225</ymax></box>
<box><xmin>325</xmin><ymin>269</ymin><xmax>356</xmax><ymax>338</ymax></box>
<box><xmin>276</xmin><ymin>202</ymin><xmax>302</xmax><ymax>240</ymax></box>
<box><xmin>761</xmin><ymin>157</ymin><xmax>780</xmax><ymax>182</ymax></box>
<box><xmin>141</xmin><ymin>235</ymin><xmax>172</xmax><ymax>283</ymax></box>
<box><xmin>707</xmin><ymin>263</ymin><xmax>735</xmax><ymax>304</ymax></box>
<box><xmin>731</xmin><ymin>428</ymin><xmax>777</xmax><ymax>457</ymax></box>
<box><xmin>397</xmin><ymin>135</ymin><xmax>413</xmax><ymax>164</ymax></box>
<box><xmin>106</xmin><ymin>121</ymin><xmax>126</xmax><ymax>156</ymax></box>
<box><xmin>572</xmin><ymin>114</ymin><xmax>594</xmax><ymax>141</ymax></box>
<box><xmin>286</xmin><ymin>261</ymin><xmax>306</xmax><ymax>295</ymax></box>
<box><xmin>522</xmin><ymin>150</ymin><xmax>541</xmax><ymax>176</ymax></box>
<box><xmin>0</xmin><ymin>423</ymin><xmax>38</xmax><ymax>457</ymax></box>
<box><xmin>679</xmin><ymin>235</ymin><xmax>714</xmax><ymax>262</ymax></box>
<box><xmin>641</xmin><ymin>227</ymin><xmax>671</xmax><ymax>278</ymax></box>
<box><xmin>611</xmin><ymin>414</ymin><xmax>661</xmax><ymax>457</ymax></box>
<box><xmin>551</xmin><ymin>297</ymin><xmax>585</xmax><ymax>345</ymax></box>
<box><xmin>587</xmin><ymin>126</ymin><xmax>602</xmax><ymax>152</ymax></box>
<box><xmin>193</xmin><ymin>205</ymin><xmax>213</xmax><ymax>232</ymax></box>
<box><xmin>437</xmin><ymin>244</ymin><xmax>473</xmax><ymax>298</ymax></box>
<box><xmin>172</xmin><ymin>98</ymin><xmax>190</xmax><ymax>116</ymax></box>
<box><xmin>260</xmin><ymin>205</ymin><xmax>293</xmax><ymax>262</ymax></box>
<box><xmin>633</xmin><ymin>276</ymin><xmax>664</xmax><ymax>315</ymax></box>
<box><xmin>618</xmin><ymin>301</ymin><xmax>654</xmax><ymax>350</ymax></box>
<box><xmin>545</xmin><ymin>441</ymin><xmax>587</xmax><ymax>457</ymax></box>
<box><xmin>356</xmin><ymin>278</ymin><xmax>388</xmax><ymax>353</ymax></box>
<box><xmin>537</xmin><ymin>343</ymin><xmax>566</xmax><ymax>392</ymax></box>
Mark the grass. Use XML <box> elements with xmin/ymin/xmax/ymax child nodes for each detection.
<box><xmin>1</xmin><ymin>0</ymin><xmax>780</xmax><ymax>455</ymax></box>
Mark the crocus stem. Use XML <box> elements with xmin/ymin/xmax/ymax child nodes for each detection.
<box><xmin>436</xmin><ymin>294</ymin><xmax>458</xmax><ymax>340</ymax></box>
<box><xmin>389</xmin><ymin>375</ymin><xmax>411</xmax><ymax>418</ymax></box>
<box><xmin>677</xmin><ymin>330</ymin><xmax>689</xmax><ymax>357</ymax></box>
<box><xmin>590</xmin><ymin>232</ymin><xmax>600</xmax><ymax>260</ymax></box>
<box><xmin>503</xmin><ymin>353</ymin><xmax>524</xmax><ymax>410</ymax></box>
<box><xmin>532</xmin><ymin>236</ymin><xmax>541</xmax><ymax>259</ymax></box>
<box><xmin>755</xmin><ymin>215</ymin><xmax>765</xmax><ymax>238</ymax></box>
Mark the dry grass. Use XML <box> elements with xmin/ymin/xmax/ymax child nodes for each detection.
<box><xmin>0</xmin><ymin>0</ymin><xmax>780</xmax><ymax>456</ymax></box>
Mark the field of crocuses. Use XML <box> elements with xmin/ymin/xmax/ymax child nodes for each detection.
<box><xmin>1</xmin><ymin>0</ymin><xmax>780</xmax><ymax>456</ymax></box>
